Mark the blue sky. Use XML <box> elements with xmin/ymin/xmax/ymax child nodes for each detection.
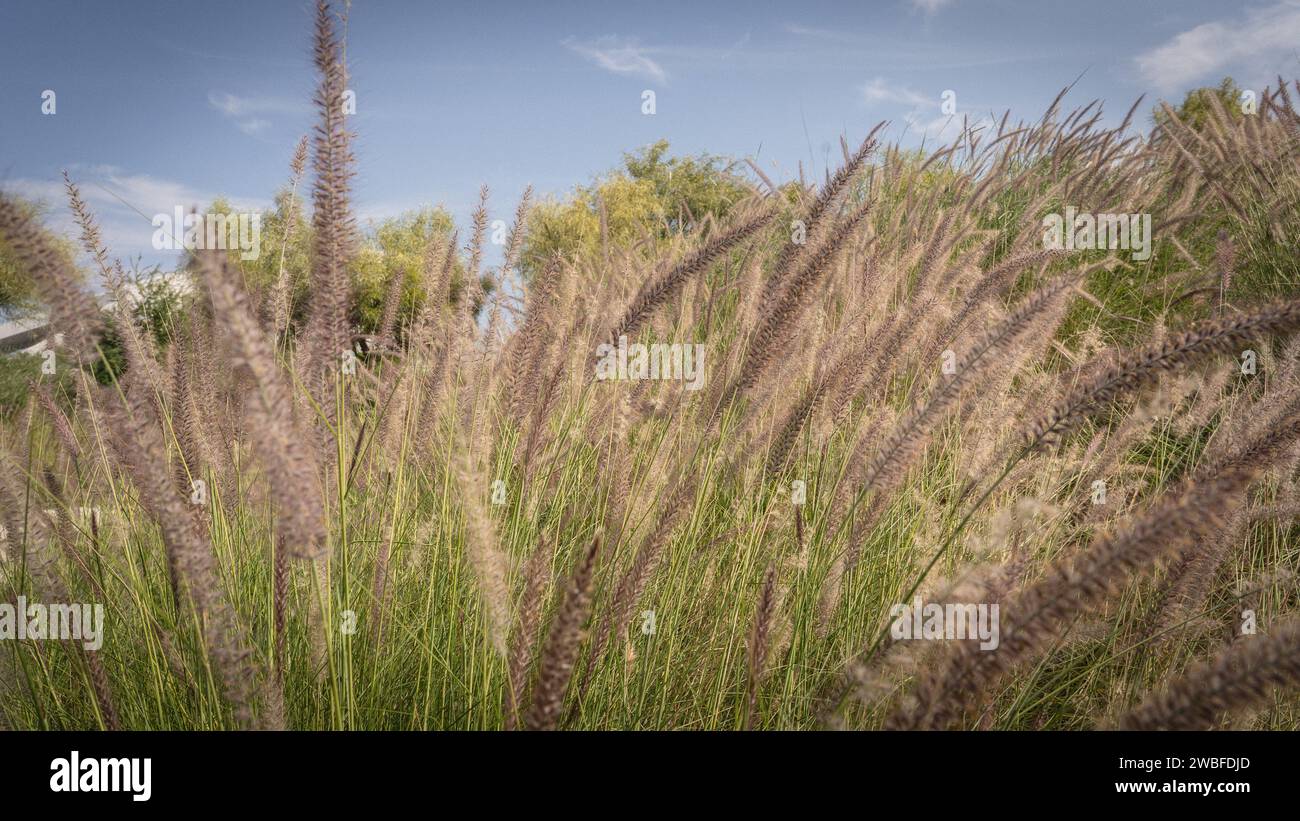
<box><xmin>3</xmin><ymin>0</ymin><xmax>1299</xmax><ymax>270</ymax></box>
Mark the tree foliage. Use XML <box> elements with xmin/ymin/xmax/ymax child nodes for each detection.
<box><xmin>1155</xmin><ymin>77</ymin><xmax>1246</xmax><ymax>131</ymax></box>
<box><xmin>0</xmin><ymin>196</ymin><xmax>76</xmax><ymax>318</ymax></box>
<box><xmin>521</xmin><ymin>140</ymin><xmax>752</xmax><ymax>277</ymax></box>
<box><xmin>352</xmin><ymin>206</ymin><xmax>459</xmax><ymax>331</ymax></box>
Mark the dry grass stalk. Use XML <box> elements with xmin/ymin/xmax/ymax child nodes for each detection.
<box><xmin>1028</xmin><ymin>300</ymin><xmax>1300</xmax><ymax>451</ymax></box>
<box><xmin>746</xmin><ymin>563</ymin><xmax>777</xmax><ymax>729</ymax></box>
<box><xmin>300</xmin><ymin>0</ymin><xmax>359</xmax><ymax>398</ymax></box>
<box><xmin>1119</xmin><ymin>617</ymin><xmax>1300</xmax><ymax>730</ymax></box>
<box><xmin>504</xmin><ymin>538</ymin><xmax>553</xmax><ymax>730</ymax></box>
<box><xmin>198</xmin><ymin>251</ymin><xmax>326</xmax><ymax>560</ymax></box>
<box><xmin>604</xmin><ymin>208</ymin><xmax>773</xmax><ymax>350</ymax></box>
<box><xmin>893</xmin><ymin>414</ymin><xmax>1300</xmax><ymax>730</ymax></box>
<box><xmin>525</xmin><ymin>535</ymin><xmax>600</xmax><ymax>730</ymax></box>
<box><xmin>451</xmin><ymin>422</ymin><xmax>513</xmax><ymax>656</ymax></box>
<box><xmin>270</xmin><ymin>135</ymin><xmax>311</xmax><ymax>339</ymax></box>
<box><xmin>107</xmin><ymin>384</ymin><xmax>269</xmax><ymax>729</ymax></box>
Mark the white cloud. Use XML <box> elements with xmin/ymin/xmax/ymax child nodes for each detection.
<box><xmin>904</xmin><ymin>111</ymin><xmax>992</xmax><ymax>142</ymax></box>
<box><xmin>784</xmin><ymin>23</ymin><xmax>1046</xmax><ymax>69</ymax></box>
<box><xmin>1136</xmin><ymin>1</ymin><xmax>1300</xmax><ymax>93</ymax></box>
<box><xmin>207</xmin><ymin>91</ymin><xmax>306</xmax><ymax>117</ymax></box>
<box><xmin>720</xmin><ymin>31</ymin><xmax>750</xmax><ymax>61</ymax></box>
<box><xmin>862</xmin><ymin>76</ymin><xmax>992</xmax><ymax>143</ymax></box>
<box><xmin>563</xmin><ymin>36</ymin><xmax>667</xmax><ymax>83</ymax></box>
<box><xmin>82</xmin><ymin>167</ymin><xmax>265</xmax><ymax>215</ymax></box>
<box><xmin>9</xmin><ymin>167</ymin><xmax>268</xmax><ymax>266</ymax></box>
<box><xmin>208</xmin><ymin>91</ymin><xmax>307</xmax><ymax>136</ymax></box>
<box><xmin>911</xmin><ymin>0</ymin><xmax>955</xmax><ymax>13</ymax></box>
<box><xmin>863</xmin><ymin>77</ymin><xmax>933</xmax><ymax>108</ymax></box>
<box><xmin>237</xmin><ymin>119</ymin><xmax>272</xmax><ymax>136</ymax></box>
<box><xmin>783</xmin><ymin>23</ymin><xmax>860</xmax><ymax>43</ymax></box>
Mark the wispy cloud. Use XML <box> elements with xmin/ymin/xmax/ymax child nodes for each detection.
<box><xmin>10</xmin><ymin>166</ymin><xmax>268</xmax><ymax>265</ymax></box>
<box><xmin>860</xmin><ymin>77</ymin><xmax>990</xmax><ymax>142</ymax></box>
<box><xmin>784</xmin><ymin>23</ymin><xmax>1044</xmax><ymax>69</ymax></box>
<box><xmin>719</xmin><ymin>31</ymin><xmax>751</xmax><ymax>61</ymax></box>
<box><xmin>1136</xmin><ymin>1</ymin><xmax>1300</xmax><ymax>93</ymax></box>
<box><xmin>863</xmin><ymin>77</ymin><xmax>933</xmax><ymax>108</ymax></box>
<box><xmin>237</xmin><ymin>118</ymin><xmax>272</xmax><ymax>136</ymax></box>
<box><xmin>76</xmin><ymin>166</ymin><xmax>265</xmax><ymax>215</ymax></box>
<box><xmin>782</xmin><ymin>23</ymin><xmax>863</xmax><ymax>44</ymax></box>
<box><xmin>208</xmin><ymin>91</ymin><xmax>308</xmax><ymax>136</ymax></box>
<box><xmin>903</xmin><ymin>111</ymin><xmax>993</xmax><ymax>142</ymax></box>
<box><xmin>911</xmin><ymin>0</ymin><xmax>956</xmax><ymax>14</ymax></box>
<box><xmin>563</xmin><ymin>36</ymin><xmax>668</xmax><ymax>83</ymax></box>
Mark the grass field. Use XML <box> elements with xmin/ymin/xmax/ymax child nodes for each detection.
<box><xmin>2</xmin><ymin>1</ymin><xmax>1300</xmax><ymax>731</ymax></box>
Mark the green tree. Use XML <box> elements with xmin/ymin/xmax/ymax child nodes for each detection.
<box><xmin>522</xmin><ymin>173</ymin><xmax>663</xmax><ymax>276</ymax></box>
<box><xmin>521</xmin><ymin>141</ymin><xmax>752</xmax><ymax>277</ymax></box>
<box><xmin>1155</xmin><ymin>77</ymin><xmax>1246</xmax><ymax>131</ymax></box>
<box><xmin>353</xmin><ymin>207</ymin><xmax>460</xmax><ymax>332</ymax></box>
<box><xmin>0</xmin><ymin>236</ymin><xmax>35</xmax><ymax>317</ymax></box>
<box><xmin>230</xmin><ymin>189</ymin><xmax>312</xmax><ymax>326</ymax></box>
<box><xmin>0</xmin><ymin>196</ymin><xmax>77</xmax><ymax>318</ymax></box>
<box><xmin>230</xmin><ymin>194</ymin><xmax>460</xmax><ymax>334</ymax></box>
<box><xmin>624</xmin><ymin>139</ymin><xmax>750</xmax><ymax>231</ymax></box>
<box><xmin>235</xmin><ymin>190</ymin><xmax>311</xmax><ymax>292</ymax></box>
